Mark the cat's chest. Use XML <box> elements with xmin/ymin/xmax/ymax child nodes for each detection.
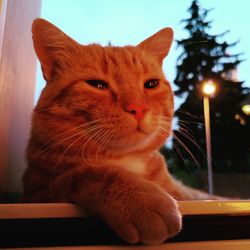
<box><xmin>106</xmin><ymin>155</ymin><xmax>148</xmax><ymax>175</ymax></box>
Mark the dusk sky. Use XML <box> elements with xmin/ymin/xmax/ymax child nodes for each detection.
<box><xmin>36</xmin><ymin>0</ymin><xmax>250</xmax><ymax>109</ymax></box>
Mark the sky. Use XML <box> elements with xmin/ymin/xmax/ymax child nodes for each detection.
<box><xmin>36</xmin><ymin>0</ymin><xmax>250</xmax><ymax>108</ymax></box>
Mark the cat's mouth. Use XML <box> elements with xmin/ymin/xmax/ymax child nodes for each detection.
<box><xmin>136</xmin><ymin>126</ymin><xmax>149</xmax><ymax>135</ymax></box>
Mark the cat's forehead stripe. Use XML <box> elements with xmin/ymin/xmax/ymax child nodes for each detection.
<box><xmin>104</xmin><ymin>47</ymin><xmax>147</xmax><ymax>72</ymax></box>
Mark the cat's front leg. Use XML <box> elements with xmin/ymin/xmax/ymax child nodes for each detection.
<box><xmin>58</xmin><ymin>166</ymin><xmax>182</xmax><ymax>245</ymax></box>
<box><xmin>99</xmin><ymin>177</ymin><xmax>182</xmax><ymax>245</ymax></box>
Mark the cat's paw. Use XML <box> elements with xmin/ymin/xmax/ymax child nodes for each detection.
<box><xmin>101</xmin><ymin>184</ymin><xmax>182</xmax><ymax>245</ymax></box>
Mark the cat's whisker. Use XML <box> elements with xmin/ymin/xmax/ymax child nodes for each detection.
<box><xmin>159</xmin><ymin>119</ymin><xmax>172</xmax><ymax>126</ymax></box>
<box><xmin>59</xmin><ymin>123</ymin><xmax>105</xmax><ymax>161</ymax></box>
<box><xmin>81</xmin><ymin>126</ymin><xmax>106</xmax><ymax>163</ymax></box>
<box><xmin>172</xmin><ymin>141</ymin><xmax>199</xmax><ymax>182</ymax></box>
<box><xmin>179</xmin><ymin>119</ymin><xmax>204</xmax><ymax>126</ymax></box>
<box><xmin>161</xmin><ymin>115</ymin><xmax>172</xmax><ymax>120</ymax></box>
<box><xmin>175</xmin><ymin>109</ymin><xmax>202</xmax><ymax>121</ymax></box>
<box><xmin>44</xmin><ymin>119</ymin><xmax>105</xmax><ymax>145</ymax></box>
<box><xmin>39</xmin><ymin>127</ymin><xmax>102</xmax><ymax>170</ymax></box>
<box><xmin>95</xmin><ymin>129</ymin><xmax>112</xmax><ymax>160</ymax></box>
<box><xmin>109</xmin><ymin>133</ymin><xmax>118</xmax><ymax>151</ymax></box>
<box><xmin>46</xmin><ymin>133</ymin><xmax>81</xmax><ymax>159</ymax></box>
<box><xmin>30</xmin><ymin>129</ymin><xmax>85</xmax><ymax>161</ymax></box>
<box><xmin>82</xmin><ymin>129</ymin><xmax>101</xmax><ymax>159</ymax></box>
<box><xmin>178</xmin><ymin>127</ymin><xmax>197</xmax><ymax>145</ymax></box>
<box><xmin>93</xmin><ymin>129</ymin><xmax>113</xmax><ymax>158</ymax></box>
<box><xmin>172</xmin><ymin>140</ymin><xmax>207</xmax><ymax>187</ymax></box>
<box><xmin>30</xmin><ymin>119</ymin><xmax>105</xmax><ymax>160</ymax></box>
<box><xmin>176</xmin><ymin>122</ymin><xmax>194</xmax><ymax>136</ymax></box>
<box><xmin>177</xmin><ymin>121</ymin><xmax>192</xmax><ymax>131</ymax></box>
<box><xmin>158</xmin><ymin>126</ymin><xmax>172</xmax><ymax>143</ymax></box>
<box><xmin>177</xmin><ymin>129</ymin><xmax>206</xmax><ymax>158</ymax></box>
<box><xmin>158</xmin><ymin>122</ymin><xmax>172</xmax><ymax>132</ymax></box>
<box><xmin>173</xmin><ymin>133</ymin><xmax>199</xmax><ymax>166</ymax></box>
<box><xmin>176</xmin><ymin>128</ymin><xmax>208</xmax><ymax>176</ymax></box>
<box><xmin>50</xmin><ymin>132</ymin><xmax>88</xmax><ymax>181</ymax></box>
<box><xmin>172</xmin><ymin>141</ymin><xmax>186</xmax><ymax>163</ymax></box>
<box><xmin>104</xmin><ymin>131</ymin><xmax>115</xmax><ymax>154</ymax></box>
<box><xmin>158</xmin><ymin>126</ymin><xmax>169</xmax><ymax>134</ymax></box>
<box><xmin>160</xmin><ymin>117</ymin><xmax>172</xmax><ymax>123</ymax></box>
<box><xmin>94</xmin><ymin>131</ymin><xmax>108</xmax><ymax>160</ymax></box>
<box><xmin>88</xmin><ymin>128</ymin><xmax>108</xmax><ymax>161</ymax></box>
<box><xmin>43</xmin><ymin>125</ymin><xmax>100</xmax><ymax>163</ymax></box>
<box><xmin>40</xmin><ymin>121</ymin><xmax>105</xmax><ymax>166</ymax></box>
<box><xmin>176</xmin><ymin>121</ymin><xmax>199</xmax><ymax>139</ymax></box>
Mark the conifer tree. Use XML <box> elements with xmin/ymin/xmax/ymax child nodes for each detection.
<box><xmin>173</xmin><ymin>0</ymin><xmax>250</xmax><ymax>172</ymax></box>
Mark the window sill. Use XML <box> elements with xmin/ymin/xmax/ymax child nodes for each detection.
<box><xmin>12</xmin><ymin>240</ymin><xmax>250</xmax><ymax>250</ymax></box>
<box><xmin>0</xmin><ymin>201</ymin><xmax>250</xmax><ymax>248</ymax></box>
<box><xmin>0</xmin><ymin>200</ymin><xmax>250</xmax><ymax>219</ymax></box>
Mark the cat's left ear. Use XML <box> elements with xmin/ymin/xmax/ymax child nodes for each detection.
<box><xmin>136</xmin><ymin>28</ymin><xmax>173</xmax><ymax>63</ymax></box>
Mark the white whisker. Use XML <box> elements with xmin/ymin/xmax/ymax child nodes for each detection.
<box><xmin>173</xmin><ymin>133</ymin><xmax>199</xmax><ymax>166</ymax></box>
<box><xmin>30</xmin><ymin>119</ymin><xmax>105</xmax><ymax>160</ymax></box>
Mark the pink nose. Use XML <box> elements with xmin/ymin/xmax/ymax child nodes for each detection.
<box><xmin>125</xmin><ymin>103</ymin><xmax>149</xmax><ymax>123</ymax></box>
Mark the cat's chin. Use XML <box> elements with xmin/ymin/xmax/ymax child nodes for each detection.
<box><xmin>123</xmin><ymin>130</ymin><xmax>149</xmax><ymax>146</ymax></box>
<box><xmin>110</xmin><ymin>129</ymin><xmax>159</xmax><ymax>153</ymax></box>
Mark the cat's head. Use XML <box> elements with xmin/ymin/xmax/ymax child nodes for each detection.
<box><xmin>32</xmin><ymin>18</ymin><xmax>174</xmax><ymax>160</ymax></box>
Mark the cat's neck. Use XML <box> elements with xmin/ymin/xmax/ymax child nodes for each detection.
<box><xmin>104</xmin><ymin>153</ymin><xmax>153</xmax><ymax>176</ymax></box>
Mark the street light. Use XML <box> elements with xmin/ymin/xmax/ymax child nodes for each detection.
<box><xmin>202</xmin><ymin>80</ymin><xmax>216</xmax><ymax>195</ymax></box>
<box><xmin>202</xmin><ymin>81</ymin><xmax>216</xmax><ymax>96</ymax></box>
<box><xmin>241</xmin><ymin>93</ymin><xmax>250</xmax><ymax>116</ymax></box>
<box><xmin>242</xmin><ymin>105</ymin><xmax>250</xmax><ymax>116</ymax></box>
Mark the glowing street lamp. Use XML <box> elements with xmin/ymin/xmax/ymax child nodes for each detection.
<box><xmin>241</xmin><ymin>94</ymin><xmax>250</xmax><ymax>116</ymax></box>
<box><xmin>202</xmin><ymin>81</ymin><xmax>216</xmax><ymax>96</ymax></box>
<box><xmin>242</xmin><ymin>105</ymin><xmax>250</xmax><ymax>116</ymax></box>
<box><xmin>202</xmin><ymin>80</ymin><xmax>216</xmax><ymax>195</ymax></box>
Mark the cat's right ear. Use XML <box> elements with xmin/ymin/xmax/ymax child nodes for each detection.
<box><xmin>32</xmin><ymin>18</ymin><xmax>79</xmax><ymax>82</ymax></box>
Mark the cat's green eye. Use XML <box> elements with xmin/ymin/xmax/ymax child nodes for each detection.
<box><xmin>86</xmin><ymin>80</ymin><xmax>109</xmax><ymax>90</ymax></box>
<box><xmin>144</xmin><ymin>79</ymin><xmax>159</xmax><ymax>89</ymax></box>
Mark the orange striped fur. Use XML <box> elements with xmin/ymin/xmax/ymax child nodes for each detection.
<box><xmin>23</xmin><ymin>19</ymin><xmax>215</xmax><ymax>244</ymax></box>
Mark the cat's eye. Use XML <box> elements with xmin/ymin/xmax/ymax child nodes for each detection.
<box><xmin>85</xmin><ymin>80</ymin><xmax>109</xmax><ymax>90</ymax></box>
<box><xmin>144</xmin><ymin>79</ymin><xmax>159</xmax><ymax>89</ymax></box>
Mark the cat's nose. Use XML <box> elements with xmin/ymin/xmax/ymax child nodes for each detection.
<box><xmin>125</xmin><ymin>103</ymin><xmax>149</xmax><ymax>123</ymax></box>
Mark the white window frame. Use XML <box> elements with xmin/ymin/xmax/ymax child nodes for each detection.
<box><xmin>0</xmin><ymin>0</ymin><xmax>41</xmax><ymax>194</ymax></box>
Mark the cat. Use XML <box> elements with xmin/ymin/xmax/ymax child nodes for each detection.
<box><xmin>23</xmin><ymin>18</ymin><xmax>216</xmax><ymax>245</ymax></box>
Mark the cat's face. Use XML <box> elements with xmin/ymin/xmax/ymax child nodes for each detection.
<box><xmin>32</xmin><ymin>19</ymin><xmax>174</xmax><ymax>159</ymax></box>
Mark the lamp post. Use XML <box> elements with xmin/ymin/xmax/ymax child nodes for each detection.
<box><xmin>202</xmin><ymin>80</ymin><xmax>216</xmax><ymax>195</ymax></box>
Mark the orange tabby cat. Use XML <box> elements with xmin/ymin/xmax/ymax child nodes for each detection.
<box><xmin>23</xmin><ymin>18</ymin><xmax>214</xmax><ymax>245</ymax></box>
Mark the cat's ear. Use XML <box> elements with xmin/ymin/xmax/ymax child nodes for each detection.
<box><xmin>136</xmin><ymin>28</ymin><xmax>173</xmax><ymax>63</ymax></box>
<box><xmin>32</xmin><ymin>18</ymin><xmax>79</xmax><ymax>82</ymax></box>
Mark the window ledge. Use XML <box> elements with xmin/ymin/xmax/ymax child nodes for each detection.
<box><xmin>0</xmin><ymin>200</ymin><xmax>250</xmax><ymax>219</ymax></box>
<box><xmin>0</xmin><ymin>201</ymin><xmax>250</xmax><ymax>248</ymax></box>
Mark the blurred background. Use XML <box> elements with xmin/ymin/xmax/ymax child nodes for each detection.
<box><xmin>36</xmin><ymin>0</ymin><xmax>250</xmax><ymax>198</ymax></box>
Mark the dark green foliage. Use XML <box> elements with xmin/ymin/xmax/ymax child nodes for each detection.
<box><xmin>171</xmin><ymin>0</ymin><xmax>250</xmax><ymax>173</ymax></box>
